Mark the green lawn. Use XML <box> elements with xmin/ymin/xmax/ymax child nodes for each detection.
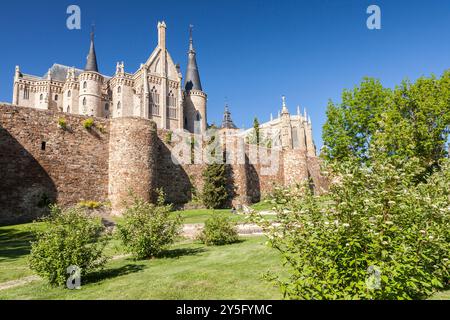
<box><xmin>0</xmin><ymin>222</ymin><xmax>284</xmax><ymax>300</ymax></box>
<box><xmin>111</xmin><ymin>202</ymin><xmax>278</xmax><ymax>225</ymax></box>
<box><xmin>1</xmin><ymin>219</ymin><xmax>448</xmax><ymax>300</ymax></box>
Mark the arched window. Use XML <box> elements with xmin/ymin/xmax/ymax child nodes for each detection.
<box><xmin>196</xmin><ymin>113</ymin><xmax>201</xmax><ymax>122</ymax></box>
<box><xmin>39</xmin><ymin>94</ymin><xmax>43</xmax><ymax>101</ymax></box>
<box><xmin>67</xmin><ymin>90</ymin><xmax>71</xmax><ymax>98</ymax></box>
<box><xmin>83</xmin><ymin>81</ymin><xmax>87</xmax><ymax>89</ymax></box>
<box><xmin>83</xmin><ymin>98</ymin><xmax>87</xmax><ymax>106</ymax></box>
<box><xmin>117</xmin><ymin>86</ymin><xmax>122</xmax><ymax>94</ymax></box>
<box><xmin>117</xmin><ymin>101</ymin><xmax>121</xmax><ymax>109</ymax></box>
<box><xmin>54</xmin><ymin>94</ymin><xmax>58</xmax><ymax>101</ymax></box>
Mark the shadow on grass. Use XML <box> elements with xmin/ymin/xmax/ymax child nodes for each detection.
<box><xmin>157</xmin><ymin>247</ymin><xmax>206</xmax><ymax>259</ymax></box>
<box><xmin>84</xmin><ymin>264</ymin><xmax>146</xmax><ymax>285</ymax></box>
<box><xmin>0</xmin><ymin>229</ymin><xmax>35</xmax><ymax>261</ymax></box>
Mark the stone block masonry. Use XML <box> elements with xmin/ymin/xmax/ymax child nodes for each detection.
<box><xmin>0</xmin><ymin>104</ymin><xmax>110</xmax><ymax>225</ymax></box>
<box><xmin>0</xmin><ymin>104</ymin><xmax>326</xmax><ymax>225</ymax></box>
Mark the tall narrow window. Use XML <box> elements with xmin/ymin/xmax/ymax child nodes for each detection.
<box><xmin>67</xmin><ymin>90</ymin><xmax>71</xmax><ymax>98</ymax></box>
<box><xmin>23</xmin><ymin>87</ymin><xmax>30</xmax><ymax>100</ymax></box>
<box><xmin>117</xmin><ymin>86</ymin><xmax>122</xmax><ymax>94</ymax></box>
<box><xmin>167</xmin><ymin>91</ymin><xmax>177</xmax><ymax>119</ymax></box>
<box><xmin>40</xmin><ymin>94</ymin><xmax>43</xmax><ymax>101</ymax></box>
<box><xmin>105</xmin><ymin>103</ymin><xmax>109</xmax><ymax>111</ymax></box>
<box><xmin>150</xmin><ymin>87</ymin><xmax>160</xmax><ymax>116</ymax></box>
<box><xmin>54</xmin><ymin>94</ymin><xmax>58</xmax><ymax>101</ymax></box>
<box><xmin>83</xmin><ymin>81</ymin><xmax>87</xmax><ymax>89</ymax></box>
<box><xmin>83</xmin><ymin>98</ymin><xmax>87</xmax><ymax>106</ymax></box>
<box><xmin>117</xmin><ymin>101</ymin><xmax>121</xmax><ymax>110</ymax></box>
<box><xmin>67</xmin><ymin>106</ymin><xmax>70</xmax><ymax>113</ymax></box>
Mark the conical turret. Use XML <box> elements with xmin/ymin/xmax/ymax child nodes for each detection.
<box><xmin>85</xmin><ymin>29</ymin><xmax>99</xmax><ymax>72</ymax></box>
<box><xmin>184</xmin><ymin>25</ymin><xmax>202</xmax><ymax>91</ymax></box>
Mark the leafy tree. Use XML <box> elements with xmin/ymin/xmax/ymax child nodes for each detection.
<box><xmin>323</xmin><ymin>70</ymin><xmax>450</xmax><ymax>170</ymax></box>
<box><xmin>202</xmin><ymin>163</ymin><xmax>229</xmax><ymax>209</ymax></box>
<box><xmin>254</xmin><ymin>157</ymin><xmax>450</xmax><ymax>300</ymax></box>
<box><xmin>246</xmin><ymin>117</ymin><xmax>261</xmax><ymax>145</ymax></box>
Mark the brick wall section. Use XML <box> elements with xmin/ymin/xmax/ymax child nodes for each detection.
<box><xmin>0</xmin><ymin>104</ymin><xmax>110</xmax><ymax>224</ymax></box>
<box><xmin>108</xmin><ymin>118</ymin><xmax>158</xmax><ymax>215</ymax></box>
<box><xmin>0</xmin><ymin>104</ymin><xmax>326</xmax><ymax>224</ymax></box>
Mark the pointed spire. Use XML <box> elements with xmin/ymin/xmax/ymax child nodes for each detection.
<box><xmin>184</xmin><ymin>25</ymin><xmax>202</xmax><ymax>91</ymax></box>
<box><xmin>270</xmin><ymin>113</ymin><xmax>273</xmax><ymax>121</ymax></box>
<box><xmin>281</xmin><ymin>95</ymin><xmax>289</xmax><ymax>114</ymax></box>
<box><xmin>85</xmin><ymin>26</ymin><xmax>99</xmax><ymax>72</ymax></box>
<box><xmin>221</xmin><ymin>104</ymin><xmax>237</xmax><ymax>129</ymax></box>
<box><xmin>297</xmin><ymin>105</ymin><xmax>300</xmax><ymax>116</ymax></box>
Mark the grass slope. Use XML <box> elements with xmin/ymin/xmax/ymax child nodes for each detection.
<box><xmin>0</xmin><ymin>221</ymin><xmax>284</xmax><ymax>300</ymax></box>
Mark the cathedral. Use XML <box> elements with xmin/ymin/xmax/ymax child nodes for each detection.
<box><xmin>12</xmin><ymin>22</ymin><xmax>207</xmax><ymax>133</ymax></box>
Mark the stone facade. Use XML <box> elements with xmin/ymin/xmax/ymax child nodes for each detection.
<box><xmin>11</xmin><ymin>22</ymin><xmax>207</xmax><ymax>134</ymax></box>
<box><xmin>0</xmin><ymin>103</ymin><xmax>325</xmax><ymax>225</ymax></box>
<box><xmin>2</xmin><ymin>22</ymin><xmax>325</xmax><ymax>225</ymax></box>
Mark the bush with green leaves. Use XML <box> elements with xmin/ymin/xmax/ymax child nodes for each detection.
<box><xmin>58</xmin><ymin>118</ymin><xmax>67</xmax><ymax>130</ymax></box>
<box><xmin>254</xmin><ymin>157</ymin><xmax>449</xmax><ymax>300</ymax></box>
<box><xmin>117</xmin><ymin>191</ymin><xmax>182</xmax><ymax>259</ymax></box>
<box><xmin>28</xmin><ymin>205</ymin><xmax>108</xmax><ymax>287</ymax></box>
<box><xmin>198</xmin><ymin>214</ymin><xmax>239</xmax><ymax>246</ymax></box>
<box><xmin>83</xmin><ymin>118</ymin><xmax>95</xmax><ymax>129</ymax></box>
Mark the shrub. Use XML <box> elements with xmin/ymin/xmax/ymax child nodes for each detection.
<box><xmin>28</xmin><ymin>205</ymin><xmax>108</xmax><ymax>287</ymax></box>
<box><xmin>255</xmin><ymin>157</ymin><xmax>450</xmax><ymax>300</ymax></box>
<box><xmin>83</xmin><ymin>118</ymin><xmax>95</xmax><ymax>129</ymax></box>
<box><xmin>165</xmin><ymin>131</ymin><xmax>173</xmax><ymax>145</ymax></box>
<box><xmin>78</xmin><ymin>200</ymin><xmax>103</xmax><ymax>210</ymax></box>
<box><xmin>202</xmin><ymin>164</ymin><xmax>229</xmax><ymax>209</ymax></box>
<box><xmin>58</xmin><ymin>118</ymin><xmax>67</xmax><ymax>130</ymax></box>
<box><xmin>117</xmin><ymin>191</ymin><xmax>182</xmax><ymax>259</ymax></box>
<box><xmin>198</xmin><ymin>214</ymin><xmax>239</xmax><ymax>246</ymax></box>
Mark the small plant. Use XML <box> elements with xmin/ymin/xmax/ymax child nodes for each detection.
<box><xmin>198</xmin><ymin>214</ymin><xmax>239</xmax><ymax>246</ymax></box>
<box><xmin>164</xmin><ymin>131</ymin><xmax>173</xmax><ymax>145</ymax></box>
<box><xmin>58</xmin><ymin>118</ymin><xmax>67</xmax><ymax>130</ymax></box>
<box><xmin>117</xmin><ymin>190</ymin><xmax>183</xmax><ymax>260</ymax></box>
<box><xmin>78</xmin><ymin>200</ymin><xmax>103</xmax><ymax>210</ymax></box>
<box><xmin>28</xmin><ymin>205</ymin><xmax>108</xmax><ymax>287</ymax></box>
<box><xmin>83</xmin><ymin>118</ymin><xmax>95</xmax><ymax>129</ymax></box>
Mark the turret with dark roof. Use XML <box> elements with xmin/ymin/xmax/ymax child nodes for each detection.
<box><xmin>184</xmin><ymin>25</ymin><xmax>202</xmax><ymax>91</ymax></box>
<box><xmin>85</xmin><ymin>30</ymin><xmax>99</xmax><ymax>72</ymax></box>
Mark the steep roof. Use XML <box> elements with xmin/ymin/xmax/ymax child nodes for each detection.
<box><xmin>85</xmin><ymin>31</ymin><xmax>99</xmax><ymax>72</ymax></box>
<box><xmin>42</xmin><ymin>64</ymin><xmax>83</xmax><ymax>81</ymax></box>
<box><xmin>184</xmin><ymin>26</ymin><xmax>202</xmax><ymax>91</ymax></box>
<box><xmin>221</xmin><ymin>105</ymin><xmax>237</xmax><ymax>129</ymax></box>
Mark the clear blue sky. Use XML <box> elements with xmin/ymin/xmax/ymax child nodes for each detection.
<box><xmin>0</xmin><ymin>0</ymin><xmax>449</xmax><ymax>148</ymax></box>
